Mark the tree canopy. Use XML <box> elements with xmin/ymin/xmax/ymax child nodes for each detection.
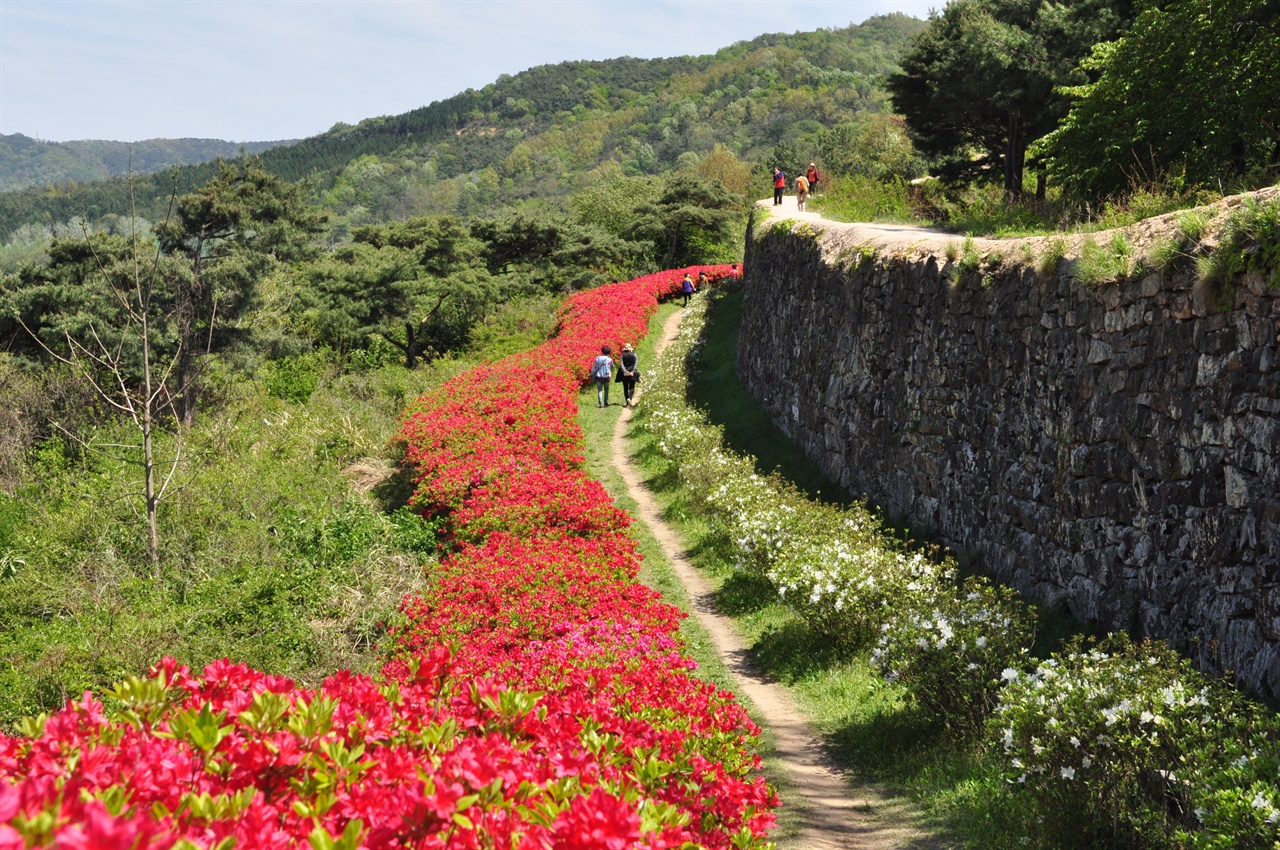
<box><xmin>1036</xmin><ymin>0</ymin><xmax>1280</xmax><ymax>198</ymax></box>
<box><xmin>887</xmin><ymin>0</ymin><xmax>1133</xmax><ymax>196</ymax></box>
<box><xmin>2</xmin><ymin>162</ymin><xmax>324</xmax><ymax>421</ymax></box>
<box><xmin>301</xmin><ymin>216</ymin><xmax>496</xmax><ymax>368</ymax></box>
<box><xmin>627</xmin><ymin>175</ymin><xmax>743</xmax><ymax>269</ymax></box>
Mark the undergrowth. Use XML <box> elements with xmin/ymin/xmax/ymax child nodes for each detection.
<box><xmin>0</xmin><ymin>296</ymin><xmax>558</xmax><ymax>726</ymax></box>
<box><xmin>624</xmin><ymin>288</ymin><xmax>1047</xmax><ymax>848</ymax></box>
<box><xmin>1197</xmin><ymin>197</ymin><xmax>1280</xmax><ymax>299</ymax></box>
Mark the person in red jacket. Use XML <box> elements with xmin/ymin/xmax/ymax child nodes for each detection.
<box><xmin>773</xmin><ymin>168</ymin><xmax>786</xmax><ymax>205</ymax></box>
<box><xmin>806</xmin><ymin>163</ymin><xmax>820</xmax><ymax>194</ymax></box>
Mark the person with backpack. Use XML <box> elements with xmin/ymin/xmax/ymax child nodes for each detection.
<box><xmin>615</xmin><ymin>343</ymin><xmax>641</xmax><ymax>407</ymax></box>
<box><xmin>773</xmin><ymin>168</ymin><xmax>786</xmax><ymax>205</ymax></box>
<box><xmin>590</xmin><ymin>345</ymin><xmax>614</xmax><ymax>408</ymax></box>
<box><xmin>795</xmin><ymin>173</ymin><xmax>809</xmax><ymax>211</ymax></box>
<box><xmin>806</xmin><ymin>163</ymin><xmax>820</xmax><ymax>194</ymax></box>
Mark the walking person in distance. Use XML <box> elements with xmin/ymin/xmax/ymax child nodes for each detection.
<box><xmin>681</xmin><ymin>272</ymin><xmax>696</xmax><ymax>307</ymax></box>
<box><xmin>773</xmin><ymin>167</ymin><xmax>786</xmax><ymax>205</ymax></box>
<box><xmin>590</xmin><ymin>345</ymin><xmax>614</xmax><ymax>408</ymax></box>
<box><xmin>617</xmin><ymin>343</ymin><xmax>640</xmax><ymax>407</ymax></box>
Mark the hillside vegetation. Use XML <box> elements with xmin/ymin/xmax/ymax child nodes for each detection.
<box><xmin>0</xmin><ymin>4</ymin><xmax>1277</xmax><ymax>846</ymax></box>
<box><xmin>0</xmin><ymin>133</ymin><xmax>290</xmax><ymax>193</ymax></box>
<box><xmin>0</xmin><ymin>14</ymin><xmax>923</xmax><ymax>247</ymax></box>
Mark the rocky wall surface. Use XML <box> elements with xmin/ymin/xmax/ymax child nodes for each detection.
<box><xmin>737</xmin><ymin>213</ymin><xmax>1280</xmax><ymax>697</ymax></box>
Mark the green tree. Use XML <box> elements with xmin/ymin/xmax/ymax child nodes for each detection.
<box><xmin>470</xmin><ymin>212</ymin><xmax>640</xmax><ymax>291</ymax></box>
<box><xmin>1037</xmin><ymin>0</ymin><xmax>1280</xmax><ymax>199</ymax></box>
<box><xmin>302</xmin><ymin>216</ymin><xmax>496</xmax><ymax>368</ymax></box>
<box><xmin>570</xmin><ymin>172</ymin><xmax>664</xmax><ymax>237</ymax></box>
<box><xmin>627</xmin><ymin>174</ymin><xmax>744</xmax><ymax>269</ymax></box>
<box><xmin>815</xmin><ymin>113</ymin><xmax>924</xmax><ymax>180</ymax></box>
<box><xmin>1</xmin><ymin>194</ymin><xmax>187</xmax><ymax>567</ymax></box>
<box><xmin>888</xmin><ymin>0</ymin><xmax>1133</xmax><ymax>196</ymax></box>
<box><xmin>153</xmin><ymin>160</ymin><xmax>325</xmax><ymax>423</ymax></box>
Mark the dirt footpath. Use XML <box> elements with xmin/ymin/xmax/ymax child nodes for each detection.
<box><xmin>611</xmin><ymin>309</ymin><xmax>946</xmax><ymax>850</ymax></box>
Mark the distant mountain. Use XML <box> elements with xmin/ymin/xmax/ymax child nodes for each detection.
<box><xmin>0</xmin><ymin>14</ymin><xmax>925</xmax><ymax>240</ymax></box>
<box><xmin>0</xmin><ymin>134</ymin><xmax>295</xmax><ymax>192</ymax></box>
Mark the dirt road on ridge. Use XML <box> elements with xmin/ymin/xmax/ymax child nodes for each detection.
<box><xmin>610</xmin><ymin>309</ymin><xmax>945</xmax><ymax>850</ymax></box>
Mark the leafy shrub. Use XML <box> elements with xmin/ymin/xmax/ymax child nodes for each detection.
<box><xmin>642</xmin><ymin>290</ymin><xmax>955</xmax><ymax>648</ymax></box>
<box><xmin>1198</xmin><ymin>198</ymin><xmax>1280</xmax><ymax>294</ymax></box>
<box><xmin>262</xmin><ymin>352</ymin><xmax>327</xmax><ymax>403</ymax></box>
<box><xmin>771</xmin><ymin>531</ymin><xmax>953</xmax><ymax>646</ymax></box>
<box><xmin>920</xmin><ymin>181</ymin><xmax>1054</xmax><ymax>237</ymax></box>
<box><xmin>1037</xmin><ymin>236</ymin><xmax>1068</xmax><ymax>278</ymax></box>
<box><xmin>1076</xmin><ymin>232</ymin><xmax>1136</xmax><ymax>284</ymax></box>
<box><xmin>0</xmin><ymin>264</ymin><xmax>778</xmax><ymax>847</ymax></box>
<box><xmin>993</xmin><ymin>635</ymin><xmax>1235</xmax><ymax>849</ymax></box>
<box><xmin>1182</xmin><ymin>711</ymin><xmax>1280</xmax><ymax>849</ymax></box>
<box><xmin>813</xmin><ymin>174</ymin><xmax>920</xmax><ymax>224</ymax></box>
<box><xmin>873</xmin><ymin>576</ymin><xmax>1036</xmax><ymax>732</ymax></box>
<box><xmin>1092</xmin><ymin>188</ymin><xmax>1219</xmax><ymax>231</ymax></box>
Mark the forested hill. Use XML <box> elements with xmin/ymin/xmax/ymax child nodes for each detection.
<box><xmin>0</xmin><ymin>134</ymin><xmax>292</xmax><ymax>193</ymax></box>
<box><xmin>0</xmin><ymin>13</ymin><xmax>924</xmax><ymax>241</ymax></box>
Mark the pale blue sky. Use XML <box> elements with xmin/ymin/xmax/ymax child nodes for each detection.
<box><xmin>1</xmin><ymin>0</ymin><xmax>939</xmax><ymax>143</ymax></box>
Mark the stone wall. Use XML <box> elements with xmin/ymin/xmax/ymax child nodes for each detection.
<box><xmin>737</xmin><ymin>212</ymin><xmax>1280</xmax><ymax>698</ymax></box>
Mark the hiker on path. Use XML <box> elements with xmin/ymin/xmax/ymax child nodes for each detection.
<box><xmin>681</xmin><ymin>272</ymin><xmax>696</xmax><ymax>307</ymax></box>
<box><xmin>806</xmin><ymin>163</ymin><xmax>820</xmax><ymax>194</ymax></box>
<box><xmin>796</xmin><ymin>173</ymin><xmax>809</xmax><ymax>211</ymax></box>
<box><xmin>773</xmin><ymin>168</ymin><xmax>786</xmax><ymax>205</ymax></box>
<box><xmin>590</xmin><ymin>345</ymin><xmax>614</xmax><ymax>408</ymax></box>
<box><xmin>616</xmin><ymin>343</ymin><xmax>640</xmax><ymax>407</ymax></box>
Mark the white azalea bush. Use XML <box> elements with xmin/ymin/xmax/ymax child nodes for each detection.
<box><xmin>641</xmin><ymin>293</ymin><xmax>955</xmax><ymax>645</ymax></box>
<box><xmin>643</xmin><ymin>289</ymin><xmax>1280</xmax><ymax>848</ymax></box>
<box><xmin>872</xmin><ymin>576</ymin><xmax>1035</xmax><ymax>731</ymax></box>
<box><xmin>1177</xmin><ymin>714</ymin><xmax>1280</xmax><ymax>850</ymax></box>
<box><xmin>992</xmin><ymin>635</ymin><xmax>1240</xmax><ymax>848</ymax></box>
<box><xmin>769</xmin><ymin>526</ymin><xmax>956</xmax><ymax>644</ymax></box>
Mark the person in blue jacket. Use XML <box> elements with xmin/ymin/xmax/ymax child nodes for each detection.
<box><xmin>590</xmin><ymin>345</ymin><xmax>614</xmax><ymax>407</ymax></box>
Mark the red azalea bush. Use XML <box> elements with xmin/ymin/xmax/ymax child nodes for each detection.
<box><xmin>0</xmin><ymin>265</ymin><xmax>772</xmax><ymax>848</ymax></box>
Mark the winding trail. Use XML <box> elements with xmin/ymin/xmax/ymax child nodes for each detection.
<box><xmin>610</xmin><ymin>309</ymin><xmax>944</xmax><ymax>850</ymax></box>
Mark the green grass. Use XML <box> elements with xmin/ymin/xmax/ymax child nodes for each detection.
<box><xmin>601</xmin><ymin>289</ymin><xmax>1100</xmax><ymax>849</ymax></box>
<box><xmin>574</xmin><ymin>300</ymin><xmax>805</xmax><ymax>844</ymax></box>
<box><xmin>686</xmin><ymin>291</ymin><xmax>851</xmax><ymax>505</ymax></box>
<box><xmin>1076</xmin><ymin>231</ymin><xmax>1138</xmax><ymax>285</ymax></box>
<box><xmin>809</xmin><ymin>174</ymin><xmax>925</xmax><ymax>226</ymax></box>
<box><xmin>0</xmin><ymin>359</ymin><xmax>453</xmax><ymax>725</ymax></box>
<box><xmin>809</xmin><ymin>175</ymin><xmax>1226</xmax><ymax>243</ymax></box>
<box><xmin>0</xmin><ymin>295</ymin><xmax>563</xmax><ymax>727</ymax></box>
